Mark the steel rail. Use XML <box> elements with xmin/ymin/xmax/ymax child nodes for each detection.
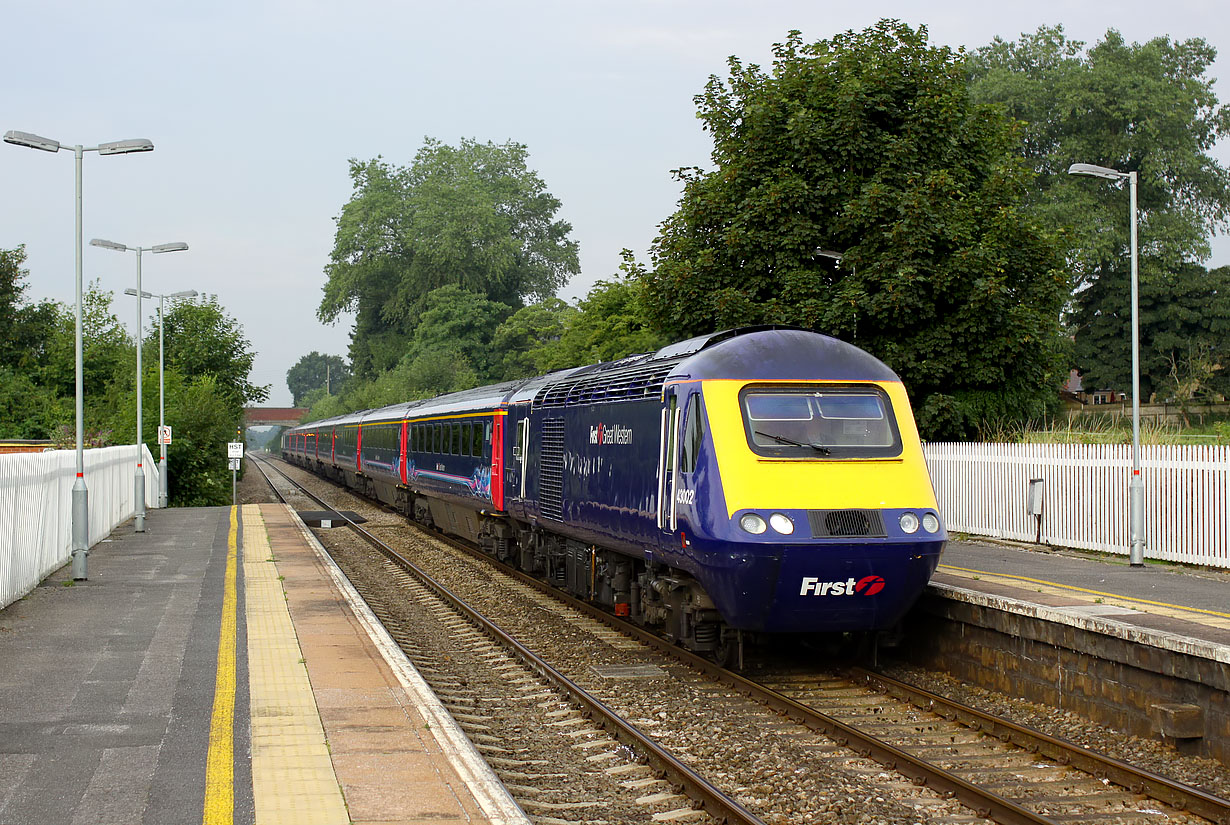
<box><xmin>849</xmin><ymin>667</ymin><xmax>1230</xmax><ymax>825</ymax></box>
<box><xmin>260</xmin><ymin>455</ymin><xmax>1230</xmax><ymax>825</ymax></box>
<box><xmin>251</xmin><ymin>455</ymin><xmax>767</xmax><ymax>825</ymax></box>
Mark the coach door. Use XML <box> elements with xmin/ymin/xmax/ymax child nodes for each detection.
<box><xmin>657</xmin><ymin>391</ymin><xmax>680</xmax><ymax>535</ymax></box>
<box><xmin>505</xmin><ymin>403</ymin><xmax>533</xmax><ymax>518</ymax></box>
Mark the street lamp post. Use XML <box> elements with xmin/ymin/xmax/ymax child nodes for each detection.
<box><xmin>93</xmin><ymin>239</ymin><xmax>188</xmax><ymax>533</ymax></box>
<box><xmin>4</xmin><ymin>130</ymin><xmax>153</xmax><ymax>579</ymax></box>
<box><xmin>126</xmin><ymin>287</ymin><xmax>198</xmax><ymax>507</ymax></box>
<box><xmin>1068</xmin><ymin>162</ymin><xmax>1145</xmax><ymax>567</ymax></box>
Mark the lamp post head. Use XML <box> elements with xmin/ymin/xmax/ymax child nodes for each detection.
<box><xmin>4</xmin><ymin>130</ymin><xmax>61</xmax><ymax>152</ymax></box>
<box><xmin>90</xmin><ymin>238</ymin><xmax>129</xmax><ymax>252</ymax></box>
<box><xmin>814</xmin><ymin>249</ymin><xmax>844</xmax><ymax>263</ymax></box>
<box><xmin>151</xmin><ymin>242</ymin><xmax>188</xmax><ymax>254</ymax></box>
<box><xmin>124</xmin><ymin>288</ymin><xmax>155</xmax><ymax>299</ymax></box>
<box><xmin>167</xmin><ymin>289</ymin><xmax>199</xmax><ymax>298</ymax></box>
<box><xmin>97</xmin><ymin>138</ymin><xmax>153</xmax><ymax>155</ymax></box>
<box><xmin>1068</xmin><ymin>162</ymin><xmax>1126</xmax><ymax>181</ymax></box>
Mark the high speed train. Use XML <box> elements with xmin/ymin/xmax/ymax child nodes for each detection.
<box><xmin>283</xmin><ymin>326</ymin><xmax>946</xmax><ymax>661</ymax></box>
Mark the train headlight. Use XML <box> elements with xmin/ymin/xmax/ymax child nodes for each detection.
<box><xmin>899</xmin><ymin>512</ymin><xmax>920</xmax><ymax>534</ymax></box>
<box><xmin>922</xmin><ymin>513</ymin><xmax>940</xmax><ymax>534</ymax></box>
<box><xmin>739</xmin><ymin>513</ymin><xmax>768</xmax><ymax>534</ymax></box>
<box><xmin>769</xmin><ymin>513</ymin><xmax>794</xmax><ymax>535</ymax></box>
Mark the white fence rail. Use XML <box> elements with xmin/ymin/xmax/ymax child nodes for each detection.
<box><xmin>0</xmin><ymin>445</ymin><xmax>159</xmax><ymax>609</ymax></box>
<box><xmin>925</xmin><ymin>442</ymin><xmax>1230</xmax><ymax>569</ymax></box>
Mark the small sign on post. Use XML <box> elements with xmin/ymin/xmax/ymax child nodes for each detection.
<box><xmin>228</xmin><ymin>442</ymin><xmax>244</xmax><ymax>506</ymax></box>
<box><xmin>158</xmin><ymin>425</ymin><xmax>172</xmax><ymax>445</ymax></box>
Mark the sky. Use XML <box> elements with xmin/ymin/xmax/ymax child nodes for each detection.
<box><xmin>4</xmin><ymin>1</ymin><xmax>1229</xmax><ymax>406</ymax></box>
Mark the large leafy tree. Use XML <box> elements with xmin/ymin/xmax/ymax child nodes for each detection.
<box><xmin>286</xmin><ymin>352</ymin><xmax>350</xmax><ymax>406</ymax></box>
<box><xmin>640</xmin><ymin>22</ymin><xmax>1069</xmax><ymax>438</ymax></box>
<box><xmin>967</xmin><ymin>27</ymin><xmax>1230</xmax><ymax>390</ymax></box>
<box><xmin>0</xmin><ymin>246</ymin><xmax>60</xmax><ymax>378</ymax></box>
<box><xmin>1073</xmin><ymin>262</ymin><xmax>1230</xmax><ymax>401</ymax></box>
<box><xmin>160</xmin><ymin>296</ymin><xmax>269</xmax><ymax>409</ymax></box>
<box><xmin>319</xmin><ymin>138</ymin><xmax>580</xmax><ymax>377</ymax></box>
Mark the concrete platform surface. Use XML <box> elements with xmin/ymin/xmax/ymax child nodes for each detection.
<box><xmin>0</xmin><ymin>504</ymin><xmax>528</xmax><ymax>825</ymax></box>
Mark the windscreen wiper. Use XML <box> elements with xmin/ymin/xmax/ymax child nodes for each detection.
<box><xmin>754</xmin><ymin>430</ymin><xmax>831</xmax><ymax>455</ymax></box>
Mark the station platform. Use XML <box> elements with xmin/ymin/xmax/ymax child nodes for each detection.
<box><xmin>933</xmin><ymin>539</ymin><xmax>1230</xmax><ymax>656</ymax></box>
<box><xmin>0</xmin><ymin>503</ymin><xmax>528</xmax><ymax>825</ymax></box>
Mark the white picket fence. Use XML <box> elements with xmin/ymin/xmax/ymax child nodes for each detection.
<box><xmin>924</xmin><ymin>442</ymin><xmax>1230</xmax><ymax>569</ymax></box>
<box><xmin>0</xmin><ymin>445</ymin><xmax>159</xmax><ymax>609</ymax></box>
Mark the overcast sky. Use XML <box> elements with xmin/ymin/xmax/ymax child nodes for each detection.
<box><xmin>4</xmin><ymin>0</ymin><xmax>1228</xmax><ymax>406</ymax></box>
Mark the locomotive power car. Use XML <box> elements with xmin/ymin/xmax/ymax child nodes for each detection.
<box><xmin>283</xmin><ymin>327</ymin><xmax>946</xmax><ymax>661</ymax></box>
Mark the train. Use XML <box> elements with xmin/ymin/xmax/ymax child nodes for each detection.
<box><xmin>282</xmin><ymin>326</ymin><xmax>946</xmax><ymax>662</ymax></box>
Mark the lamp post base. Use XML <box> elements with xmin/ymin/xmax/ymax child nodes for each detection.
<box><xmin>1129</xmin><ymin>477</ymin><xmax>1145</xmax><ymax>567</ymax></box>
<box><xmin>71</xmin><ymin>480</ymin><xmax>89</xmax><ymax>580</ymax></box>
<box><xmin>158</xmin><ymin>456</ymin><xmax>168</xmax><ymax>508</ymax></box>
<box><xmin>135</xmin><ymin>466</ymin><xmax>146</xmax><ymax>533</ymax></box>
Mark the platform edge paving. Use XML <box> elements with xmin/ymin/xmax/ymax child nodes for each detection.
<box><xmin>261</xmin><ymin>503</ymin><xmax>531</xmax><ymax>825</ymax></box>
<box><xmin>243</xmin><ymin>505</ymin><xmax>349</xmax><ymax>825</ymax></box>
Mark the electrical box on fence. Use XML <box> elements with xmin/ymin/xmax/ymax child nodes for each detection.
<box><xmin>1026</xmin><ymin>478</ymin><xmax>1045</xmax><ymax>516</ymax></box>
<box><xmin>1026</xmin><ymin>477</ymin><xmax>1045</xmax><ymax>545</ymax></box>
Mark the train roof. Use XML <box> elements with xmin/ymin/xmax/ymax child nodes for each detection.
<box><xmin>286</xmin><ymin>327</ymin><xmax>898</xmax><ymax>432</ymax></box>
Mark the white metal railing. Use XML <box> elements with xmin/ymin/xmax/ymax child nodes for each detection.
<box><xmin>0</xmin><ymin>445</ymin><xmax>159</xmax><ymax>609</ymax></box>
<box><xmin>925</xmin><ymin>442</ymin><xmax>1230</xmax><ymax>569</ymax></box>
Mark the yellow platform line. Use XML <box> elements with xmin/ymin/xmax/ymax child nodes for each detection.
<box><xmin>242</xmin><ymin>504</ymin><xmax>349</xmax><ymax>825</ymax></box>
<box><xmin>937</xmin><ymin>563</ymin><xmax>1230</xmax><ymax>627</ymax></box>
<box><xmin>203</xmin><ymin>507</ymin><xmax>239</xmax><ymax>825</ymax></box>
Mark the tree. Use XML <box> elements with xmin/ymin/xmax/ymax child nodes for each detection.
<box><xmin>491</xmin><ymin>298</ymin><xmax>578</xmax><ymax>380</ymax></box>
<box><xmin>535</xmin><ymin>262</ymin><xmax>669</xmax><ymax>372</ymax></box>
<box><xmin>639</xmin><ymin>22</ymin><xmax>1069</xmax><ymax>438</ymax></box>
<box><xmin>1073</xmin><ymin>261</ymin><xmax>1230</xmax><ymax>400</ymax></box>
<box><xmin>287</xmin><ymin>352</ymin><xmax>350</xmax><ymax>406</ymax></box>
<box><xmin>0</xmin><ymin>246</ymin><xmax>60</xmax><ymax>379</ymax></box>
<box><xmin>319</xmin><ymin>139</ymin><xmax>580</xmax><ymax>377</ymax></box>
<box><xmin>161</xmin><ymin>297</ymin><xmax>269</xmax><ymax>409</ymax></box>
<box><xmin>968</xmin><ymin>27</ymin><xmax>1230</xmax><ymax>280</ymax></box>
<box><xmin>967</xmin><ymin>27</ymin><xmax>1230</xmax><ymax>394</ymax></box>
<box><xmin>403</xmin><ymin>284</ymin><xmax>512</xmax><ymax>381</ymax></box>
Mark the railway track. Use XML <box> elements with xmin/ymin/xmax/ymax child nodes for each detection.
<box><xmin>252</xmin><ymin>455</ymin><xmax>1230</xmax><ymax>825</ymax></box>
<box><xmin>252</xmin><ymin>455</ymin><xmax>751</xmax><ymax>825</ymax></box>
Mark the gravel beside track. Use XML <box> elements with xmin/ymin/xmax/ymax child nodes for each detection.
<box><xmin>243</xmin><ymin>456</ymin><xmax>1230</xmax><ymax>824</ymax></box>
<box><xmin>878</xmin><ymin>662</ymin><xmax>1230</xmax><ymax>801</ymax></box>
<box><xmin>253</xmin><ymin>459</ymin><xmax>976</xmax><ymax>824</ymax></box>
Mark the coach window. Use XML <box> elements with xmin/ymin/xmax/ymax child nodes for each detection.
<box><xmin>473</xmin><ymin>422</ymin><xmax>485</xmax><ymax>458</ymax></box>
<box><xmin>460</xmin><ymin>423</ymin><xmax>471</xmax><ymax>456</ymax></box>
<box><xmin>429</xmin><ymin>424</ymin><xmax>438</xmax><ymax>453</ymax></box>
<box><xmin>450</xmin><ymin>423</ymin><xmax>461</xmax><ymax>455</ymax></box>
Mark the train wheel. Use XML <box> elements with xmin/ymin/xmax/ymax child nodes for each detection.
<box><xmin>711</xmin><ymin>629</ymin><xmax>743</xmax><ymax>671</ymax></box>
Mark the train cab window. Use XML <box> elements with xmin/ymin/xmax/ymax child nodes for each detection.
<box><xmin>740</xmin><ymin>386</ymin><xmax>902</xmax><ymax>458</ymax></box>
<box><xmin>680</xmin><ymin>394</ymin><xmax>705</xmax><ymax>474</ymax></box>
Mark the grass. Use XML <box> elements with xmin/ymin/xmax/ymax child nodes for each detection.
<box><xmin>978</xmin><ymin>415</ymin><xmax>1230</xmax><ymax>445</ymax></box>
